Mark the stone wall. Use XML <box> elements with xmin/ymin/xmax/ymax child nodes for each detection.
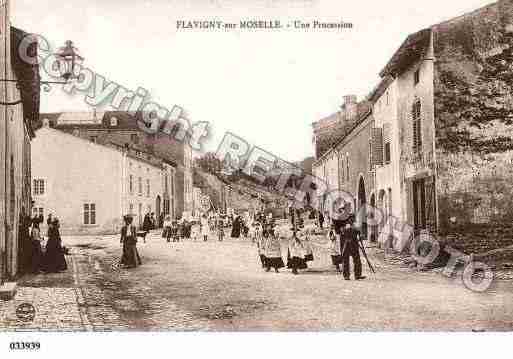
<box><xmin>433</xmin><ymin>0</ymin><xmax>513</xmax><ymax>253</ymax></box>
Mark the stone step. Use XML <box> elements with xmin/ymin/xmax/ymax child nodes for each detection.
<box><xmin>0</xmin><ymin>282</ymin><xmax>17</xmax><ymax>301</ymax></box>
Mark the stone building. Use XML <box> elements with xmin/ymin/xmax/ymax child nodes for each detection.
<box><xmin>0</xmin><ymin>8</ymin><xmax>40</xmax><ymax>287</ymax></box>
<box><xmin>370</xmin><ymin>0</ymin><xmax>513</xmax><ymax>253</ymax></box>
<box><xmin>312</xmin><ymin>96</ymin><xmax>374</xmax><ymax>234</ymax></box>
<box><xmin>40</xmin><ymin>111</ymin><xmax>193</xmax><ymax>219</ymax></box>
<box><xmin>313</xmin><ymin>0</ymin><xmax>513</xmax><ymax>254</ymax></box>
<box><xmin>31</xmin><ymin>122</ymin><xmax>176</xmax><ymax>235</ymax></box>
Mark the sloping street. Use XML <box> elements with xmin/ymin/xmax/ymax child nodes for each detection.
<box><xmin>7</xmin><ymin>224</ymin><xmax>509</xmax><ymax>332</ymax></box>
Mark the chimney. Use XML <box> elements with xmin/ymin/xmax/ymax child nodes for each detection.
<box><xmin>342</xmin><ymin>94</ymin><xmax>358</xmax><ymax>127</ymax></box>
<box><xmin>343</xmin><ymin>95</ymin><xmax>357</xmax><ymax>106</ymax></box>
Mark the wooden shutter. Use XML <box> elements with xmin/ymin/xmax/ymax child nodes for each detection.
<box><xmin>412</xmin><ymin>101</ymin><xmax>422</xmax><ymax>152</ymax></box>
<box><xmin>424</xmin><ymin>176</ymin><xmax>437</xmax><ymax>232</ymax></box>
<box><xmin>371</xmin><ymin>128</ymin><xmax>384</xmax><ymax>166</ymax></box>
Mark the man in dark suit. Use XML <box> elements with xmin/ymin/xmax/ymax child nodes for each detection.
<box><xmin>340</xmin><ymin>215</ymin><xmax>365</xmax><ymax>281</ymax></box>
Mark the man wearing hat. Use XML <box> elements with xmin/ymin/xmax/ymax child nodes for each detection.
<box><xmin>340</xmin><ymin>214</ymin><xmax>365</xmax><ymax>280</ymax></box>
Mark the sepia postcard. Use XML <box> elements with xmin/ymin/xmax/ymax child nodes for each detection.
<box><xmin>0</xmin><ymin>0</ymin><xmax>512</xmax><ymax>357</ymax></box>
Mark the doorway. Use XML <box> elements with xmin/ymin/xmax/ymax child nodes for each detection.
<box><xmin>155</xmin><ymin>195</ymin><xmax>161</xmax><ymax>227</ymax></box>
<box><xmin>358</xmin><ymin>176</ymin><xmax>367</xmax><ymax>238</ymax></box>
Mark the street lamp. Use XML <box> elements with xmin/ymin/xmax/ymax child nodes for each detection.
<box><xmin>0</xmin><ymin>40</ymin><xmax>84</xmax><ymax>106</ymax></box>
<box><xmin>54</xmin><ymin>40</ymin><xmax>84</xmax><ymax>81</ymax></box>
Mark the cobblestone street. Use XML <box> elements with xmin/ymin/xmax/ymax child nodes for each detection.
<box><xmin>2</xmin><ymin>223</ymin><xmax>513</xmax><ymax>331</ymax></box>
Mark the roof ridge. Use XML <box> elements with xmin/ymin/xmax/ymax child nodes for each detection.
<box><xmin>430</xmin><ymin>1</ymin><xmax>499</xmax><ymax>29</ymax></box>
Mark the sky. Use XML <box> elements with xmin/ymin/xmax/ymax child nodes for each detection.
<box><xmin>13</xmin><ymin>0</ymin><xmax>493</xmax><ymax>162</ymax></box>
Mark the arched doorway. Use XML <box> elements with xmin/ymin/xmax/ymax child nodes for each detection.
<box><xmin>155</xmin><ymin>195</ymin><xmax>161</xmax><ymax>227</ymax></box>
<box><xmin>357</xmin><ymin>176</ymin><xmax>367</xmax><ymax>238</ymax></box>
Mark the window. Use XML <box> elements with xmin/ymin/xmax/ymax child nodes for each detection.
<box><xmin>388</xmin><ymin>188</ymin><xmax>392</xmax><ymax>219</ymax></box>
<box><xmin>412</xmin><ymin>100</ymin><xmax>422</xmax><ymax>152</ymax></box>
<box><xmin>384</xmin><ymin>143</ymin><xmax>391</xmax><ymax>164</ymax></box>
<box><xmin>110</xmin><ymin>117</ymin><xmax>118</xmax><ymax>126</ymax></box>
<box><xmin>386</xmin><ymin>91</ymin><xmax>389</xmax><ymax>105</ymax></box>
<box><xmin>338</xmin><ymin>156</ymin><xmax>344</xmax><ymax>187</ymax></box>
<box><xmin>138</xmin><ymin>177</ymin><xmax>142</xmax><ymax>195</ymax></box>
<box><xmin>165</xmin><ymin>174</ymin><xmax>169</xmax><ymax>193</ymax></box>
<box><xmin>414</xmin><ymin>69</ymin><xmax>420</xmax><ymax>85</ymax></box>
<box><xmin>129</xmin><ymin>175</ymin><xmax>133</xmax><ymax>194</ymax></box>
<box><xmin>90</xmin><ymin>136</ymin><xmax>98</xmax><ymax>143</ymax></box>
<box><xmin>346</xmin><ymin>154</ymin><xmax>350</xmax><ymax>182</ymax></box>
<box><xmin>129</xmin><ymin>203</ymin><xmax>134</xmax><ymax>215</ymax></box>
<box><xmin>10</xmin><ymin>156</ymin><xmax>14</xmax><ymax>224</ymax></box>
<box><xmin>146</xmin><ymin>179</ymin><xmax>150</xmax><ymax>197</ymax></box>
<box><xmin>84</xmin><ymin>203</ymin><xmax>96</xmax><ymax>225</ymax></box>
<box><xmin>171</xmin><ymin>172</ymin><xmax>175</xmax><ymax>197</ymax></box>
<box><xmin>368</xmin><ymin>140</ymin><xmax>373</xmax><ymax>171</ymax></box>
<box><xmin>33</xmin><ymin>179</ymin><xmax>45</xmax><ymax>195</ymax></box>
<box><xmin>32</xmin><ymin>207</ymin><xmax>43</xmax><ymax>218</ymax></box>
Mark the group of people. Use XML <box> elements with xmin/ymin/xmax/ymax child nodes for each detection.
<box><xmin>159</xmin><ymin>212</ymin><xmax>258</xmax><ymax>243</ymax></box>
<box><xmin>255</xmin><ymin>220</ymin><xmax>314</xmax><ymax>275</ymax></box>
<box><xmin>161</xmin><ymin>216</ymin><xmax>194</xmax><ymax>242</ymax></box>
<box><xmin>254</xmin><ymin>207</ymin><xmax>366</xmax><ymax>279</ymax></box>
<box><xmin>20</xmin><ymin>213</ymin><xmax>68</xmax><ymax>275</ymax></box>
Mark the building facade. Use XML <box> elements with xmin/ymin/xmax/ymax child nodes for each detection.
<box><xmin>312</xmin><ymin>96</ymin><xmax>374</xmax><ymax>236</ymax></box>
<box><xmin>32</xmin><ymin>123</ymin><xmax>176</xmax><ymax>235</ymax></box>
<box><xmin>312</xmin><ymin>0</ymin><xmax>513</xmax><ymax>254</ymax></box>
<box><xmin>40</xmin><ymin>111</ymin><xmax>193</xmax><ymax>220</ymax></box>
<box><xmin>0</xmin><ymin>1</ymin><xmax>40</xmax><ymax>286</ymax></box>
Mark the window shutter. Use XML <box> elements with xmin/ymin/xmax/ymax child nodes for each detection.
<box><xmin>383</xmin><ymin>123</ymin><xmax>391</xmax><ymax>143</ymax></box>
<box><xmin>371</xmin><ymin>128</ymin><xmax>384</xmax><ymax>166</ymax></box>
<box><xmin>412</xmin><ymin>101</ymin><xmax>422</xmax><ymax>152</ymax></box>
<box><xmin>424</xmin><ymin>176</ymin><xmax>436</xmax><ymax>232</ymax></box>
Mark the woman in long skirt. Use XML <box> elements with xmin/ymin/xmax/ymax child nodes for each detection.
<box><xmin>43</xmin><ymin>218</ymin><xmax>67</xmax><ymax>273</ymax></box>
<box><xmin>120</xmin><ymin>215</ymin><xmax>142</xmax><ymax>268</ymax></box>
<box><xmin>287</xmin><ymin>231</ymin><xmax>307</xmax><ymax>275</ymax></box>
<box><xmin>328</xmin><ymin>225</ymin><xmax>342</xmax><ymax>273</ymax></box>
<box><xmin>231</xmin><ymin>215</ymin><xmax>241</xmax><ymax>238</ymax></box>
<box><xmin>29</xmin><ymin>218</ymin><xmax>43</xmax><ymax>273</ymax></box>
<box><xmin>263</xmin><ymin>227</ymin><xmax>285</xmax><ymax>272</ymax></box>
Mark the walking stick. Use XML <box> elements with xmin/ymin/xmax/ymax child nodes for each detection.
<box><xmin>357</xmin><ymin>236</ymin><xmax>376</xmax><ymax>274</ymax></box>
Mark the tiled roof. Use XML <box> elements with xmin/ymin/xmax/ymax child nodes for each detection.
<box><xmin>41</xmin><ymin>111</ymin><xmax>194</xmax><ymax>141</ymax></box>
<box><xmin>367</xmin><ymin>76</ymin><xmax>395</xmax><ymax>103</ymax></box>
<box><xmin>45</xmin><ymin>111</ymin><xmax>143</xmax><ymax>130</ymax></box>
<box><xmin>314</xmin><ymin>101</ymin><xmax>372</xmax><ymax>159</ymax></box>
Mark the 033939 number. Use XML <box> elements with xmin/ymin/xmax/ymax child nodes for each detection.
<box><xmin>9</xmin><ymin>342</ymin><xmax>40</xmax><ymax>350</ymax></box>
